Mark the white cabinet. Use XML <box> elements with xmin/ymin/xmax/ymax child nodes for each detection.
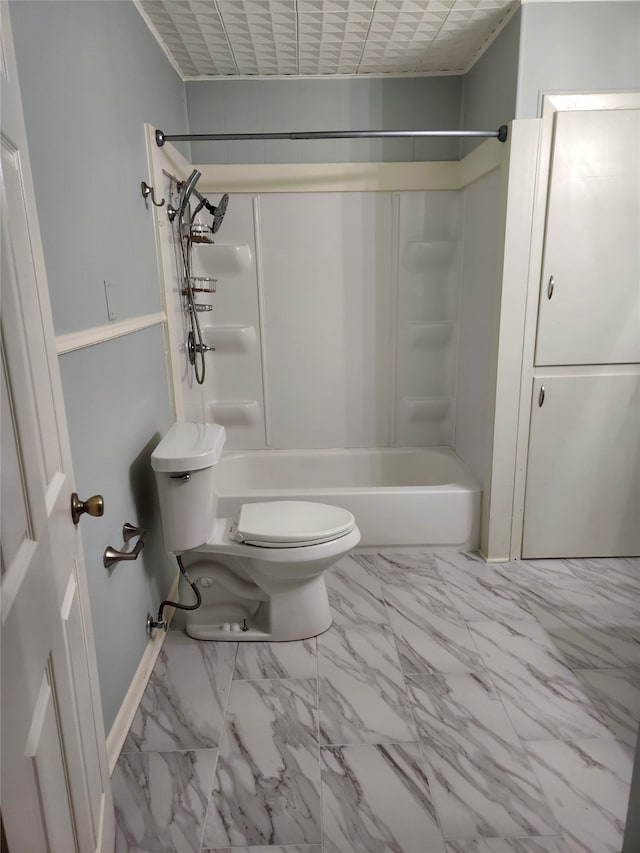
<box><xmin>535</xmin><ymin>109</ymin><xmax>640</xmax><ymax>366</ymax></box>
<box><xmin>520</xmin><ymin>102</ymin><xmax>640</xmax><ymax>559</ymax></box>
<box><xmin>523</xmin><ymin>373</ymin><xmax>640</xmax><ymax>558</ymax></box>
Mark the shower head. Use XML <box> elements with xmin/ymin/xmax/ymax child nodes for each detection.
<box><xmin>211</xmin><ymin>193</ymin><xmax>229</xmax><ymax>233</ymax></box>
<box><xmin>190</xmin><ymin>192</ymin><xmax>229</xmax><ymax>234</ymax></box>
<box><xmin>177</xmin><ymin>169</ymin><xmax>201</xmax><ymax>220</ymax></box>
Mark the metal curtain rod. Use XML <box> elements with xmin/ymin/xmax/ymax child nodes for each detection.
<box><xmin>155</xmin><ymin>125</ymin><xmax>508</xmax><ymax>146</ymax></box>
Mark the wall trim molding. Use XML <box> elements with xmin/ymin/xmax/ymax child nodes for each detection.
<box><xmin>56</xmin><ymin>313</ymin><xmax>166</xmax><ymax>355</ymax></box>
<box><xmin>105</xmin><ymin>573</ymin><xmax>178</xmax><ymax>775</ymax></box>
<box><xmin>196</xmin><ymin>138</ymin><xmax>505</xmax><ymax>194</ymax></box>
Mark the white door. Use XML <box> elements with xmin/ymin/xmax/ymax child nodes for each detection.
<box><xmin>534</xmin><ymin>108</ymin><xmax>640</xmax><ymax>366</ymax></box>
<box><xmin>522</xmin><ymin>373</ymin><xmax>640</xmax><ymax>558</ymax></box>
<box><xmin>0</xmin><ymin>5</ymin><xmax>114</xmax><ymax>851</ymax></box>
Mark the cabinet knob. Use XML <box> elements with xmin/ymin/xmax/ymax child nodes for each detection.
<box><xmin>547</xmin><ymin>276</ymin><xmax>554</xmax><ymax>300</ymax></box>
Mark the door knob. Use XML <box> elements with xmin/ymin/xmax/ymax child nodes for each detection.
<box><xmin>71</xmin><ymin>492</ymin><xmax>104</xmax><ymax>525</ymax></box>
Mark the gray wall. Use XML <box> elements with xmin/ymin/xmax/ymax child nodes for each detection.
<box><xmin>186</xmin><ymin>76</ymin><xmax>463</xmax><ymax>163</ymax></box>
<box><xmin>10</xmin><ymin>0</ymin><xmax>189</xmax><ymax>732</ymax></box>
<box><xmin>460</xmin><ymin>9</ymin><xmax>521</xmax><ymax>156</ymax></box>
<box><xmin>516</xmin><ymin>1</ymin><xmax>640</xmax><ymax>118</ymax></box>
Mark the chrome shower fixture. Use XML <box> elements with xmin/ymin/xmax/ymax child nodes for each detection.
<box><xmin>167</xmin><ymin>171</ymin><xmax>229</xmax><ymax>388</ymax></box>
<box><xmin>178</xmin><ymin>169</ymin><xmax>202</xmax><ymax>220</ymax></box>
<box><xmin>211</xmin><ymin>193</ymin><xmax>229</xmax><ymax>233</ymax></box>
<box><xmin>167</xmin><ymin>172</ymin><xmax>229</xmax><ymax>236</ymax></box>
<box><xmin>190</xmin><ymin>192</ymin><xmax>229</xmax><ymax>234</ymax></box>
<box><xmin>167</xmin><ymin>169</ymin><xmax>201</xmax><ymax>222</ymax></box>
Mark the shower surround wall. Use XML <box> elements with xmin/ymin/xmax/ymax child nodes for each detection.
<box><xmin>176</xmin><ymin>189</ymin><xmax>465</xmax><ymax>451</ymax></box>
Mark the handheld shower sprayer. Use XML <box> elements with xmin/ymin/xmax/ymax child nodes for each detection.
<box><xmin>177</xmin><ymin>169</ymin><xmax>202</xmax><ymax>220</ymax></box>
<box><xmin>167</xmin><ymin>169</ymin><xmax>201</xmax><ymax>222</ymax></box>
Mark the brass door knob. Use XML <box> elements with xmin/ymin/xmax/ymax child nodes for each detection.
<box><xmin>71</xmin><ymin>492</ymin><xmax>105</xmax><ymax>525</ymax></box>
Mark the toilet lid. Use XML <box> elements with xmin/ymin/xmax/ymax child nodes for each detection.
<box><xmin>234</xmin><ymin>501</ymin><xmax>355</xmax><ymax>547</ymax></box>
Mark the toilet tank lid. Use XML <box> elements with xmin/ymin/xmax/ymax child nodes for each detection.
<box><xmin>151</xmin><ymin>422</ymin><xmax>226</xmax><ymax>472</ymax></box>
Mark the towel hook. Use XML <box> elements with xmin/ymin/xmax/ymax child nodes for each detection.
<box><xmin>141</xmin><ymin>181</ymin><xmax>165</xmax><ymax>208</ymax></box>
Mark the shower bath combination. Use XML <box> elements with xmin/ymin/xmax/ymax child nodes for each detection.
<box><xmin>168</xmin><ymin>169</ymin><xmax>229</xmax><ymax>385</ymax></box>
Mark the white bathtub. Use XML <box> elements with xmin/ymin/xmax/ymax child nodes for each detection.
<box><xmin>213</xmin><ymin>446</ymin><xmax>481</xmax><ymax>548</ymax></box>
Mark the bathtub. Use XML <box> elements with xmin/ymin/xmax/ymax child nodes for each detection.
<box><xmin>213</xmin><ymin>446</ymin><xmax>481</xmax><ymax>548</ymax></box>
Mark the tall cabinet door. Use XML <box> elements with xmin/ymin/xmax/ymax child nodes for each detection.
<box><xmin>523</xmin><ymin>374</ymin><xmax>640</xmax><ymax>558</ymax></box>
<box><xmin>535</xmin><ymin>109</ymin><xmax>640</xmax><ymax>366</ymax></box>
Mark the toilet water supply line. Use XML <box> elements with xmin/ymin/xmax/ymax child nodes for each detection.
<box><xmin>147</xmin><ymin>554</ymin><xmax>268</xmax><ymax>633</ymax></box>
<box><xmin>147</xmin><ymin>555</ymin><xmax>202</xmax><ymax>634</ymax></box>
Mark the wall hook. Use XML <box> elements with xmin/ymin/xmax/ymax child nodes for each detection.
<box><xmin>141</xmin><ymin>181</ymin><xmax>165</xmax><ymax>208</ymax></box>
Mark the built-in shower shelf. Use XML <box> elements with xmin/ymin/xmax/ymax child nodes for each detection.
<box><xmin>402</xmin><ymin>240</ymin><xmax>457</xmax><ymax>272</ymax></box>
<box><xmin>208</xmin><ymin>400</ymin><xmax>260</xmax><ymax>426</ymax></box>
<box><xmin>203</xmin><ymin>324</ymin><xmax>257</xmax><ymax>353</ymax></box>
<box><xmin>192</xmin><ymin>243</ymin><xmax>252</xmax><ymax>275</ymax></box>
<box><xmin>401</xmin><ymin>396</ymin><xmax>451</xmax><ymax>423</ymax></box>
<box><xmin>407</xmin><ymin>321</ymin><xmax>455</xmax><ymax>348</ymax></box>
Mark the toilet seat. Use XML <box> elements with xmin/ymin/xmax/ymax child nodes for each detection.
<box><xmin>233</xmin><ymin>501</ymin><xmax>355</xmax><ymax>548</ymax></box>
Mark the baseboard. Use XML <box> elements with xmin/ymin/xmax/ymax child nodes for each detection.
<box><xmin>106</xmin><ymin>573</ymin><xmax>179</xmax><ymax>775</ymax></box>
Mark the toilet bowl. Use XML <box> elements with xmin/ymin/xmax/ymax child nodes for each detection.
<box><xmin>151</xmin><ymin>422</ymin><xmax>361</xmax><ymax>641</ymax></box>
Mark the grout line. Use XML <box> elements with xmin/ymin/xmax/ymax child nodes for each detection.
<box><xmin>320</xmin><ymin>739</ymin><xmax>424</xmax><ymax>750</ymax></box>
<box><xmin>316</xmin><ymin>633</ymin><xmax>324</xmax><ymax>849</ymax></box>
<box><xmin>197</xmin><ymin>641</ymin><xmax>238</xmax><ymax>852</ymax></box>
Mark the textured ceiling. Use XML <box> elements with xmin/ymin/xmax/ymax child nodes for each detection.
<box><xmin>138</xmin><ymin>0</ymin><xmax>519</xmax><ymax>79</ymax></box>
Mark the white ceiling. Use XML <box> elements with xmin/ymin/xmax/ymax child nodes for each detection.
<box><xmin>137</xmin><ymin>0</ymin><xmax>520</xmax><ymax>79</ymax></box>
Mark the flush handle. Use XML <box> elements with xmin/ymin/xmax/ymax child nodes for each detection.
<box><xmin>71</xmin><ymin>492</ymin><xmax>104</xmax><ymax>525</ymax></box>
<box><xmin>169</xmin><ymin>473</ymin><xmax>190</xmax><ymax>481</ymax></box>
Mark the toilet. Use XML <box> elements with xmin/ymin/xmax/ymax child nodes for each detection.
<box><xmin>151</xmin><ymin>422</ymin><xmax>361</xmax><ymax>641</ymax></box>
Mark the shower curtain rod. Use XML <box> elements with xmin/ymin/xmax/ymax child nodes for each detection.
<box><xmin>155</xmin><ymin>125</ymin><xmax>508</xmax><ymax>147</ymax></box>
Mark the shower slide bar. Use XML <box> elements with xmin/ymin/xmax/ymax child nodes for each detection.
<box><xmin>155</xmin><ymin>125</ymin><xmax>508</xmax><ymax>147</ymax></box>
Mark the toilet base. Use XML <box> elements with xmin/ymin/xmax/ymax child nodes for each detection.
<box><xmin>183</xmin><ymin>572</ymin><xmax>333</xmax><ymax>642</ymax></box>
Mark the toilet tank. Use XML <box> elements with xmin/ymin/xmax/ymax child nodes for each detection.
<box><xmin>151</xmin><ymin>422</ymin><xmax>226</xmax><ymax>552</ymax></box>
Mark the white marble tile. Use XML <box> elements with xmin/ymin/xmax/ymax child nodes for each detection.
<box><xmin>317</xmin><ymin>622</ymin><xmax>416</xmax><ymax>745</ymax></box>
<box><xmin>468</xmin><ymin>620</ymin><xmax>613</xmax><ymax>741</ymax></box>
<box><xmin>522</xmin><ymin>574</ymin><xmax>640</xmax><ymax>618</ymax></box>
<box><xmin>383</xmin><ymin>581</ymin><xmax>485</xmax><ymax>674</ymax></box>
<box><xmin>432</xmin><ymin>552</ymin><xmax>534</xmax><ymax>622</ymax></box>
<box><xmin>321</xmin><ymin>742</ymin><xmax>446</xmax><ymax>853</ymax></box>
<box><xmin>525</xmin><ymin>738</ymin><xmax>634</xmax><ymax>853</ymax></box>
<box><xmin>353</xmin><ymin>550</ymin><xmax>441</xmax><ymax>583</ymax></box>
<box><xmin>494</xmin><ymin>559</ymin><xmax>583</xmax><ymax>591</ymax></box>
<box><xmin>203</xmin><ymin>847</ymin><xmax>321</xmax><ymax>852</ymax></box>
<box><xmin>407</xmin><ymin>672</ymin><xmax>559</xmax><ymax>840</ymax></box>
<box><xmin>504</xmin><ymin>557</ymin><xmax>640</xmax><ymax>615</ymax></box>
<box><xmin>123</xmin><ymin>631</ymin><xmax>237</xmax><ymax>752</ymax></box>
<box><xmin>557</xmin><ymin>556</ymin><xmax>640</xmax><ymax>590</ymax></box>
<box><xmin>233</xmin><ymin>639</ymin><xmax>317</xmax><ymax>680</ymax></box>
<box><xmin>445</xmin><ymin>839</ymin><xmax>570</xmax><ymax>852</ymax></box>
<box><xmin>577</xmin><ymin>667</ymin><xmax>640</xmax><ymax>747</ymax></box>
<box><xmin>523</xmin><ymin>586</ymin><xmax>640</xmax><ymax>670</ymax></box>
<box><xmin>325</xmin><ymin>554</ymin><xmax>388</xmax><ymax>624</ymax></box>
<box><xmin>202</xmin><ymin>678</ymin><xmax>321</xmax><ymax>848</ymax></box>
<box><xmin>113</xmin><ymin>749</ymin><xmax>217</xmax><ymax>853</ymax></box>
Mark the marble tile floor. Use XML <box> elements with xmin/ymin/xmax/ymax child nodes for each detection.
<box><xmin>113</xmin><ymin>550</ymin><xmax>640</xmax><ymax>853</ymax></box>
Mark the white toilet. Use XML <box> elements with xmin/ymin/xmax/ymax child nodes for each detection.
<box><xmin>151</xmin><ymin>422</ymin><xmax>361</xmax><ymax>641</ymax></box>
